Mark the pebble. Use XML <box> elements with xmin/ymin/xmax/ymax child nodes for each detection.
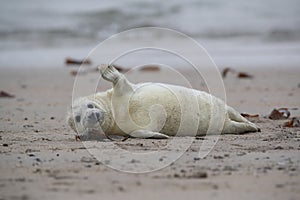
<box><xmin>23</xmin><ymin>124</ymin><xmax>34</xmax><ymax>128</ymax></box>
<box><xmin>213</xmin><ymin>155</ymin><xmax>224</xmax><ymax>159</ymax></box>
<box><xmin>80</xmin><ymin>156</ymin><xmax>95</xmax><ymax>163</ymax></box>
<box><xmin>137</xmin><ymin>143</ymin><xmax>143</xmax><ymax>147</ymax></box>
<box><xmin>237</xmin><ymin>152</ymin><xmax>246</xmax><ymax>156</ymax></box>
<box><xmin>193</xmin><ymin>171</ymin><xmax>208</xmax><ymax>179</ymax></box>
<box><xmin>117</xmin><ymin>186</ymin><xmax>125</xmax><ymax>192</ymax></box>
<box><xmin>130</xmin><ymin>159</ymin><xmax>140</xmax><ymax>163</ymax></box>
<box><xmin>277</xmin><ymin>166</ymin><xmax>285</xmax><ymax>170</ymax></box>
<box><xmin>274</xmin><ymin>146</ymin><xmax>284</xmax><ymax>150</ymax></box>
<box><xmin>223</xmin><ymin>166</ymin><xmax>237</xmax><ymax>171</ymax></box>
<box><xmin>2</xmin><ymin>143</ymin><xmax>8</xmax><ymax>147</ymax></box>
<box><xmin>275</xmin><ymin>183</ymin><xmax>284</xmax><ymax>188</ymax></box>
<box><xmin>136</xmin><ymin>181</ymin><xmax>142</xmax><ymax>186</ymax></box>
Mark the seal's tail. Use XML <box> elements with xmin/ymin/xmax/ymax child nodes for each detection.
<box><xmin>99</xmin><ymin>64</ymin><xmax>122</xmax><ymax>84</ymax></box>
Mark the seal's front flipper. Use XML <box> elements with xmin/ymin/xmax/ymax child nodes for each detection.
<box><xmin>129</xmin><ymin>130</ymin><xmax>169</xmax><ymax>139</ymax></box>
<box><xmin>99</xmin><ymin>64</ymin><xmax>133</xmax><ymax>95</ymax></box>
<box><xmin>100</xmin><ymin>64</ymin><xmax>122</xmax><ymax>84</ymax></box>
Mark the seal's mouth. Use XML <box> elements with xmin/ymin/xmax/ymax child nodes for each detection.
<box><xmin>78</xmin><ymin>128</ymin><xmax>107</xmax><ymax>141</ymax></box>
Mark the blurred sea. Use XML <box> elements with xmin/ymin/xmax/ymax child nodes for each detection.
<box><xmin>0</xmin><ymin>0</ymin><xmax>300</xmax><ymax>68</ymax></box>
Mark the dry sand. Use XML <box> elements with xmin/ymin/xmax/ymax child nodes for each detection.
<box><xmin>0</xmin><ymin>66</ymin><xmax>299</xmax><ymax>200</ymax></box>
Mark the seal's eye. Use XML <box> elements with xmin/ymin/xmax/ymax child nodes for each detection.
<box><xmin>87</xmin><ymin>104</ymin><xmax>94</xmax><ymax>109</ymax></box>
<box><xmin>75</xmin><ymin>115</ymin><xmax>81</xmax><ymax>122</ymax></box>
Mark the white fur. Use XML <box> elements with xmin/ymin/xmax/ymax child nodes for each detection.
<box><xmin>67</xmin><ymin>65</ymin><xmax>260</xmax><ymax>139</ymax></box>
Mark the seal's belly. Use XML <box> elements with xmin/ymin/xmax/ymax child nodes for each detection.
<box><xmin>127</xmin><ymin>83</ymin><xmax>212</xmax><ymax>136</ymax></box>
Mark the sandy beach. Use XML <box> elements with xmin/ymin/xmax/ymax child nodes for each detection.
<box><xmin>0</xmin><ymin>65</ymin><xmax>299</xmax><ymax>200</ymax></box>
<box><xmin>1</xmin><ymin>0</ymin><xmax>300</xmax><ymax>199</ymax></box>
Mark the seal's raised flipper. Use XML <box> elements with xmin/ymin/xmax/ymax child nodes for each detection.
<box><xmin>129</xmin><ymin>130</ymin><xmax>169</xmax><ymax>139</ymax></box>
<box><xmin>100</xmin><ymin>64</ymin><xmax>122</xmax><ymax>84</ymax></box>
<box><xmin>100</xmin><ymin>64</ymin><xmax>133</xmax><ymax>95</ymax></box>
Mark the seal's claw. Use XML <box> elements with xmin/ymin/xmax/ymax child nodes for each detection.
<box><xmin>98</xmin><ymin>64</ymin><xmax>109</xmax><ymax>75</ymax></box>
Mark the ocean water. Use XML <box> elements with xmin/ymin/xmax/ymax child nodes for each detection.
<box><xmin>0</xmin><ymin>0</ymin><xmax>300</xmax><ymax>67</ymax></box>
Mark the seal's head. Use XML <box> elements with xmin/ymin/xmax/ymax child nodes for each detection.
<box><xmin>67</xmin><ymin>97</ymin><xmax>107</xmax><ymax>140</ymax></box>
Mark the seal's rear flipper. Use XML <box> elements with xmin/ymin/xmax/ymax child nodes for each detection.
<box><xmin>100</xmin><ymin>64</ymin><xmax>122</xmax><ymax>84</ymax></box>
<box><xmin>129</xmin><ymin>130</ymin><xmax>169</xmax><ymax>139</ymax></box>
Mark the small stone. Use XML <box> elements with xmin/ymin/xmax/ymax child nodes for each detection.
<box><xmin>275</xmin><ymin>184</ymin><xmax>284</xmax><ymax>188</ymax></box>
<box><xmin>136</xmin><ymin>181</ymin><xmax>142</xmax><ymax>186</ymax></box>
<box><xmin>174</xmin><ymin>173</ymin><xmax>180</xmax><ymax>178</ymax></box>
<box><xmin>23</xmin><ymin>124</ymin><xmax>34</xmax><ymax>128</ymax></box>
<box><xmin>212</xmin><ymin>184</ymin><xmax>219</xmax><ymax>190</ymax></box>
<box><xmin>50</xmin><ymin>117</ymin><xmax>55</xmax><ymax>120</ymax></box>
<box><xmin>2</xmin><ymin>143</ymin><xmax>8</xmax><ymax>147</ymax></box>
<box><xmin>275</xmin><ymin>146</ymin><xmax>284</xmax><ymax>150</ymax></box>
<box><xmin>193</xmin><ymin>157</ymin><xmax>200</xmax><ymax>161</ymax></box>
<box><xmin>25</xmin><ymin>149</ymin><xmax>33</xmax><ymax>153</ymax></box>
<box><xmin>223</xmin><ymin>166</ymin><xmax>236</xmax><ymax>171</ymax></box>
<box><xmin>117</xmin><ymin>186</ymin><xmax>125</xmax><ymax>192</ymax></box>
<box><xmin>28</xmin><ymin>154</ymin><xmax>35</xmax><ymax>157</ymax></box>
<box><xmin>24</xmin><ymin>117</ymin><xmax>28</xmax><ymax>120</ymax></box>
<box><xmin>80</xmin><ymin>156</ymin><xmax>95</xmax><ymax>163</ymax></box>
<box><xmin>130</xmin><ymin>159</ymin><xmax>139</xmax><ymax>163</ymax></box>
<box><xmin>33</xmin><ymin>168</ymin><xmax>41</xmax><ymax>173</ymax></box>
<box><xmin>56</xmin><ymin>154</ymin><xmax>59</xmax><ymax>157</ymax></box>
<box><xmin>213</xmin><ymin>155</ymin><xmax>224</xmax><ymax>159</ymax></box>
<box><xmin>193</xmin><ymin>171</ymin><xmax>208</xmax><ymax>178</ymax></box>
<box><xmin>290</xmin><ymin>167</ymin><xmax>296</xmax><ymax>171</ymax></box>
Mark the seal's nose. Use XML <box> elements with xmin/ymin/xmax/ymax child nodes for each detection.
<box><xmin>95</xmin><ymin>112</ymin><xmax>100</xmax><ymax>120</ymax></box>
<box><xmin>87</xmin><ymin>110</ymin><xmax>102</xmax><ymax>121</ymax></box>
